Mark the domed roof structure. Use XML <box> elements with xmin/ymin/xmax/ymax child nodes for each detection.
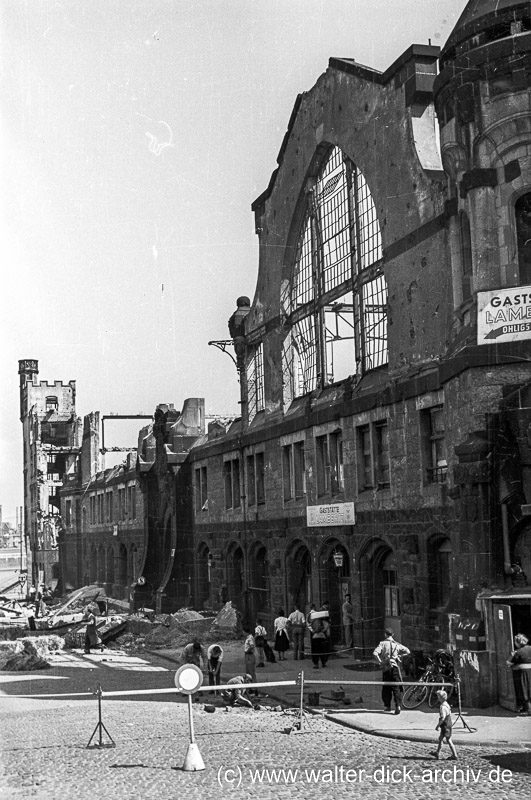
<box><xmin>440</xmin><ymin>0</ymin><xmax>531</xmax><ymax>68</ymax></box>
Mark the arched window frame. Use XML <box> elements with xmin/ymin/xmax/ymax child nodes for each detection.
<box><xmin>282</xmin><ymin>146</ymin><xmax>387</xmax><ymax>406</ymax></box>
<box><xmin>515</xmin><ymin>191</ymin><xmax>531</xmax><ymax>287</ymax></box>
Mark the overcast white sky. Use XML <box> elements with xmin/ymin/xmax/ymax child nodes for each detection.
<box><xmin>0</xmin><ymin>0</ymin><xmax>466</xmax><ymax>525</ymax></box>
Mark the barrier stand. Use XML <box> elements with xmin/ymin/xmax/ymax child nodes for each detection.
<box><xmin>287</xmin><ymin>670</ymin><xmax>314</xmax><ymax>734</ymax></box>
<box><xmin>453</xmin><ymin>674</ymin><xmax>476</xmax><ymax>733</ymax></box>
<box><xmin>174</xmin><ymin>665</ymin><xmax>205</xmax><ymax>772</ymax></box>
<box><xmin>86</xmin><ymin>683</ymin><xmax>115</xmax><ymax>749</ymax></box>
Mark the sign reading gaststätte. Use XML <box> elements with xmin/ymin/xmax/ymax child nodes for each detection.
<box><xmin>477</xmin><ymin>286</ymin><xmax>531</xmax><ymax>345</ymax></box>
<box><xmin>307</xmin><ymin>502</ymin><xmax>355</xmax><ymax>527</ymax></box>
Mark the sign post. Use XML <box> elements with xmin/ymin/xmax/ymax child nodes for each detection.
<box><xmin>174</xmin><ymin>664</ymin><xmax>205</xmax><ymax>771</ymax></box>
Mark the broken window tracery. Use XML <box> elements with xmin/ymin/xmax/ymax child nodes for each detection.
<box><xmin>282</xmin><ymin>146</ymin><xmax>387</xmax><ymax>405</ymax></box>
<box><xmin>247</xmin><ymin>343</ymin><xmax>265</xmax><ymax>423</ymax></box>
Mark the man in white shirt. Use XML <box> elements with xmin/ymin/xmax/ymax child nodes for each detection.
<box><xmin>288</xmin><ymin>603</ymin><xmax>306</xmax><ymax>660</ymax></box>
<box><xmin>373</xmin><ymin>628</ymin><xmax>410</xmax><ymax>714</ymax></box>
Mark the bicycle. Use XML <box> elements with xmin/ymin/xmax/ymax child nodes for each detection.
<box><xmin>402</xmin><ymin>650</ymin><xmax>455</xmax><ymax>709</ymax></box>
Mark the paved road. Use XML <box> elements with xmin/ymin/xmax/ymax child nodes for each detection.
<box><xmin>0</xmin><ymin>647</ymin><xmax>530</xmax><ymax>799</ymax></box>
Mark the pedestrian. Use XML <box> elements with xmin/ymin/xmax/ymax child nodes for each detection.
<box><xmin>307</xmin><ymin>604</ymin><xmax>330</xmax><ymax>669</ymax></box>
<box><xmin>287</xmin><ymin>603</ymin><xmax>306</xmax><ymax>660</ymax></box>
<box><xmin>84</xmin><ymin>609</ymin><xmax>103</xmax><ymax>654</ymax></box>
<box><xmin>207</xmin><ymin>644</ymin><xmax>223</xmax><ymax>692</ymax></box>
<box><xmin>34</xmin><ymin>588</ymin><xmax>42</xmax><ymax>618</ymax></box>
<box><xmin>373</xmin><ymin>628</ymin><xmax>410</xmax><ymax>714</ymax></box>
<box><xmin>273</xmin><ymin>609</ymin><xmax>290</xmax><ymax>660</ymax></box>
<box><xmin>254</xmin><ymin>619</ymin><xmax>267</xmax><ymax>667</ymax></box>
<box><xmin>342</xmin><ymin>593</ymin><xmax>354</xmax><ymax>650</ymax></box>
<box><xmin>181</xmin><ymin>639</ymin><xmax>208</xmax><ymax>671</ymax></box>
<box><xmin>507</xmin><ymin>633</ymin><xmax>531</xmax><ymax>715</ymax></box>
<box><xmin>431</xmin><ymin>689</ymin><xmax>458</xmax><ymax>760</ymax></box>
<box><xmin>243</xmin><ymin>626</ymin><xmax>257</xmax><ymax>688</ymax></box>
<box><xmin>223</xmin><ymin>674</ymin><xmax>254</xmax><ymax>708</ymax></box>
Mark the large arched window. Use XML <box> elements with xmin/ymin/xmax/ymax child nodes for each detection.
<box><xmin>281</xmin><ymin>146</ymin><xmax>387</xmax><ymax>405</ymax></box>
<box><xmin>516</xmin><ymin>192</ymin><xmax>531</xmax><ymax>286</ymax></box>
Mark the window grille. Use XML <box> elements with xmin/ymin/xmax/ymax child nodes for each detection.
<box><xmin>283</xmin><ymin>145</ymin><xmax>387</xmax><ymax>406</ymax></box>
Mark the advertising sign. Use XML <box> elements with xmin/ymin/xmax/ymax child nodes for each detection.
<box><xmin>477</xmin><ymin>287</ymin><xmax>531</xmax><ymax>344</ymax></box>
<box><xmin>307</xmin><ymin>502</ymin><xmax>355</xmax><ymax>527</ymax></box>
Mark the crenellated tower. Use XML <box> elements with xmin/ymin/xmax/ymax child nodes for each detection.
<box><xmin>18</xmin><ymin>359</ymin><xmax>82</xmax><ymax>590</ymax></box>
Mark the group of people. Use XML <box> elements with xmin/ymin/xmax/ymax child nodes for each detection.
<box><xmin>248</xmin><ymin>600</ymin><xmax>347</xmax><ymax>670</ymax></box>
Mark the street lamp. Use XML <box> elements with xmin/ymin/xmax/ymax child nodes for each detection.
<box><xmin>333</xmin><ymin>550</ymin><xmax>344</xmax><ymax>569</ymax></box>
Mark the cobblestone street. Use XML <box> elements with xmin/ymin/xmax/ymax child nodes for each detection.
<box><xmin>1</xmin><ymin>696</ymin><xmax>530</xmax><ymax>800</ymax></box>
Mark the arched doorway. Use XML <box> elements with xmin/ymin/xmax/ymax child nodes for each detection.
<box><xmin>285</xmin><ymin>540</ymin><xmax>312</xmax><ymax>613</ymax></box>
<box><xmin>248</xmin><ymin>542</ymin><xmax>269</xmax><ymax>624</ymax></box>
<box><xmin>319</xmin><ymin>539</ymin><xmax>350</xmax><ymax>645</ymax></box>
<box><xmin>196</xmin><ymin>542</ymin><xmax>211</xmax><ymax>610</ymax></box>
<box><xmin>117</xmin><ymin>544</ymin><xmax>128</xmax><ymax>600</ymax></box>
<box><xmin>106</xmin><ymin>546</ymin><xmax>115</xmax><ymax>592</ymax></box>
<box><xmin>89</xmin><ymin>546</ymin><xmax>97</xmax><ymax>583</ymax></box>
<box><xmin>360</xmin><ymin>540</ymin><xmax>400</xmax><ymax>653</ymax></box>
<box><xmin>97</xmin><ymin>545</ymin><xmax>105</xmax><ymax>585</ymax></box>
<box><xmin>227</xmin><ymin>544</ymin><xmax>245</xmax><ymax>618</ymax></box>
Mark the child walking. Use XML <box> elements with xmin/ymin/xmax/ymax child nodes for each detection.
<box><xmin>432</xmin><ymin>689</ymin><xmax>458</xmax><ymax>760</ymax></box>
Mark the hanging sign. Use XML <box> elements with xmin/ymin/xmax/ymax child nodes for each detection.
<box><xmin>307</xmin><ymin>502</ymin><xmax>355</xmax><ymax>527</ymax></box>
<box><xmin>477</xmin><ymin>287</ymin><xmax>531</xmax><ymax>344</ymax></box>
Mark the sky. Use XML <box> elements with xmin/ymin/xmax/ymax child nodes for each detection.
<box><xmin>0</xmin><ymin>0</ymin><xmax>467</xmax><ymax>526</ymax></box>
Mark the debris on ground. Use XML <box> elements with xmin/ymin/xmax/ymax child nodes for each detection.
<box><xmin>0</xmin><ymin>635</ymin><xmax>64</xmax><ymax>671</ymax></box>
<box><xmin>0</xmin><ymin>586</ymin><xmax>249</xmax><ymax>669</ymax></box>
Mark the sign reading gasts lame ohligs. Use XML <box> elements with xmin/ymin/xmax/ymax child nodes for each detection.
<box><xmin>307</xmin><ymin>502</ymin><xmax>355</xmax><ymax>527</ymax></box>
<box><xmin>477</xmin><ymin>286</ymin><xmax>531</xmax><ymax>344</ymax></box>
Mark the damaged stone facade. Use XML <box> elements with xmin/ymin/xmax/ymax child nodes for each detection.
<box><xmin>189</xmin><ymin>0</ymin><xmax>531</xmax><ymax>709</ymax></box>
<box><xmin>58</xmin><ymin>412</ymin><xmax>145</xmax><ymax>603</ymax></box>
<box><xmin>57</xmin><ymin>399</ymin><xmax>205</xmax><ymax>615</ymax></box>
<box><xmin>135</xmin><ymin>399</ymin><xmax>205</xmax><ymax>614</ymax></box>
<box><xmin>19</xmin><ymin>360</ymin><xmax>82</xmax><ymax>590</ymax></box>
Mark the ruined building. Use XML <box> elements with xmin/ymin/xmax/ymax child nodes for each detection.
<box><xmin>188</xmin><ymin>0</ymin><xmax>531</xmax><ymax>708</ymax></box>
<box><xmin>19</xmin><ymin>359</ymin><xmax>81</xmax><ymax>589</ymax></box>
<box><xmin>57</xmin><ymin>398</ymin><xmax>204</xmax><ymax>613</ymax></box>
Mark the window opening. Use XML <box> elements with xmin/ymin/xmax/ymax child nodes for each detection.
<box><xmin>282</xmin><ymin>146</ymin><xmax>387</xmax><ymax>406</ymax></box>
<box><xmin>516</xmin><ymin>193</ymin><xmax>531</xmax><ymax>286</ymax></box>
<box><xmin>421</xmin><ymin>405</ymin><xmax>447</xmax><ymax>484</ymax></box>
<box><xmin>247</xmin><ymin>343</ymin><xmax>265</xmax><ymax>423</ymax></box>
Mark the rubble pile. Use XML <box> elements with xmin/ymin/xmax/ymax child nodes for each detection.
<box><xmin>209</xmin><ymin>601</ymin><xmax>243</xmax><ymax>640</ymax></box>
<box><xmin>118</xmin><ymin>602</ymin><xmax>243</xmax><ymax>651</ymax></box>
<box><xmin>0</xmin><ymin>585</ymin><xmax>246</xmax><ymax>667</ymax></box>
<box><xmin>0</xmin><ymin>635</ymin><xmax>64</xmax><ymax>671</ymax></box>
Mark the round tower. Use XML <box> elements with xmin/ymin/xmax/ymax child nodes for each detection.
<box><xmin>434</xmin><ymin>0</ymin><xmax>531</xmax><ymax>335</ymax></box>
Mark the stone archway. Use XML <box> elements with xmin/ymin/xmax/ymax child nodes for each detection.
<box><xmin>196</xmin><ymin>542</ymin><xmax>211</xmax><ymax>610</ymax></box>
<box><xmin>359</xmin><ymin>539</ymin><xmax>399</xmax><ymax>654</ymax></box>
<box><xmin>248</xmin><ymin>541</ymin><xmax>269</xmax><ymax>624</ymax></box>
<box><xmin>117</xmin><ymin>544</ymin><xmax>128</xmax><ymax>600</ymax></box>
<box><xmin>319</xmin><ymin>539</ymin><xmax>350</xmax><ymax>645</ymax></box>
<box><xmin>97</xmin><ymin>545</ymin><xmax>105</xmax><ymax>585</ymax></box>
<box><xmin>285</xmin><ymin>540</ymin><xmax>312</xmax><ymax>614</ymax></box>
<box><xmin>89</xmin><ymin>546</ymin><xmax>97</xmax><ymax>583</ymax></box>
<box><xmin>227</xmin><ymin>544</ymin><xmax>245</xmax><ymax>619</ymax></box>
